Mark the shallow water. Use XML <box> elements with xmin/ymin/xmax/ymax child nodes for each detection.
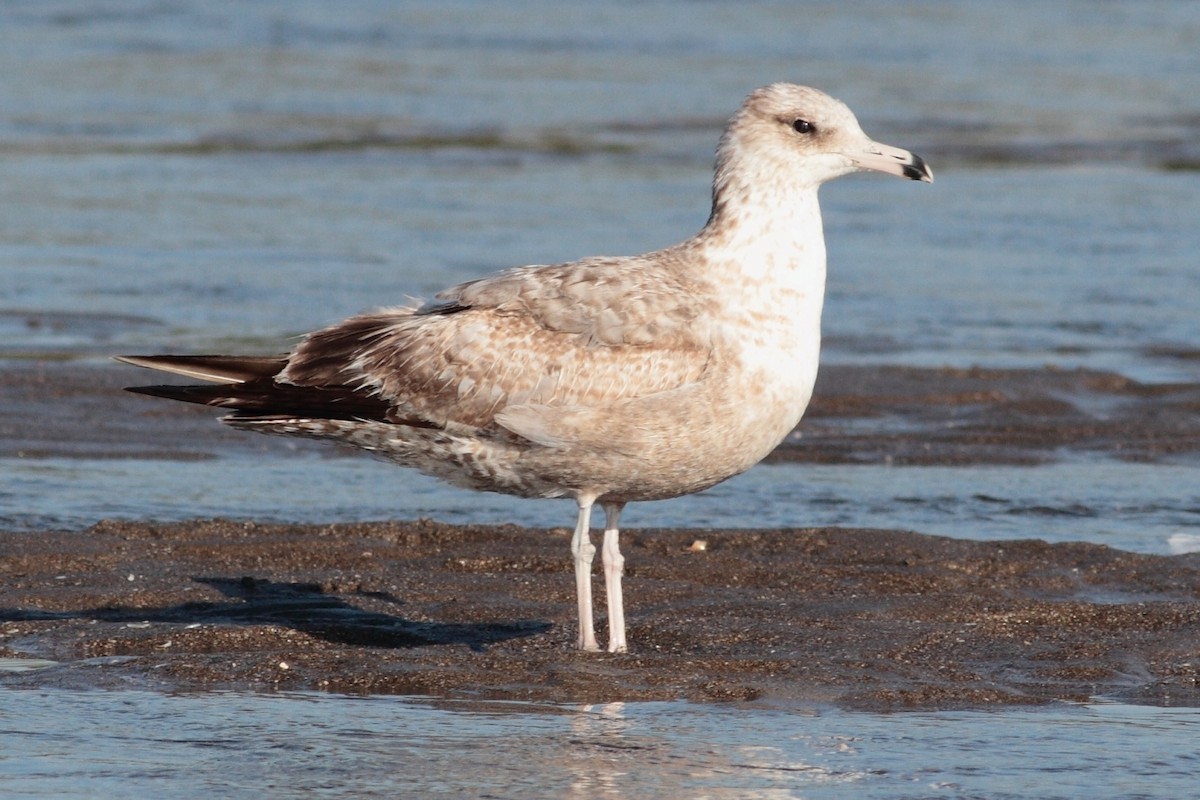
<box><xmin>2</xmin><ymin>1</ymin><xmax>1200</xmax><ymax>796</ymax></box>
<box><xmin>3</xmin><ymin>455</ymin><xmax>1199</xmax><ymax>555</ymax></box>
<box><xmin>3</xmin><ymin>689</ymin><xmax>1198</xmax><ymax>800</ymax></box>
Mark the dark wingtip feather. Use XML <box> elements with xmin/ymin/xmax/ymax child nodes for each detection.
<box><xmin>123</xmin><ymin>376</ymin><xmax>397</xmax><ymax>423</ymax></box>
<box><xmin>123</xmin><ymin>383</ymin><xmax>245</xmax><ymax>407</ymax></box>
<box><xmin>118</xmin><ymin>352</ymin><xmax>401</xmax><ymax>423</ymax></box>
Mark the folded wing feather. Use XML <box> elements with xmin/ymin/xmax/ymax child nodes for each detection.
<box><xmin>283</xmin><ymin>253</ymin><xmax>715</xmax><ymax>435</ymax></box>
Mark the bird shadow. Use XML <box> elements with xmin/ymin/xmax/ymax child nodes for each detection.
<box><xmin>1</xmin><ymin>576</ymin><xmax>551</xmax><ymax>653</ymax></box>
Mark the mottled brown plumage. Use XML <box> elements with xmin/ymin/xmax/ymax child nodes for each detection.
<box><xmin>119</xmin><ymin>84</ymin><xmax>931</xmax><ymax>653</ymax></box>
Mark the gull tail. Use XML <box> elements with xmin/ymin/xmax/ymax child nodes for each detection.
<box><xmin>115</xmin><ymin>354</ymin><xmax>392</xmax><ymax>422</ymax></box>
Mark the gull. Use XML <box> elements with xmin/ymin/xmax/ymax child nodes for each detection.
<box><xmin>118</xmin><ymin>83</ymin><xmax>931</xmax><ymax>653</ymax></box>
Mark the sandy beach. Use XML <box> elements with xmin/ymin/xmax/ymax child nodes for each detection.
<box><xmin>3</xmin><ymin>516</ymin><xmax>1199</xmax><ymax>709</ymax></box>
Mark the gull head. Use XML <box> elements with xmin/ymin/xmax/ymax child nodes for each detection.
<box><xmin>717</xmin><ymin>83</ymin><xmax>933</xmax><ymax>192</ymax></box>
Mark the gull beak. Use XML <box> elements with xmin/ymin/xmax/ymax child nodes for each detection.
<box><xmin>848</xmin><ymin>140</ymin><xmax>933</xmax><ymax>183</ymax></box>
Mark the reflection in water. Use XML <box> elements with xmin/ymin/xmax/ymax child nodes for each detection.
<box><xmin>569</xmin><ymin>703</ymin><xmax>629</xmax><ymax>798</ymax></box>
<box><xmin>562</xmin><ymin>701</ymin><xmax>865</xmax><ymax>798</ymax></box>
<box><xmin>566</xmin><ymin>700</ymin><xmax>840</xmax><ymax>800</ymax></box>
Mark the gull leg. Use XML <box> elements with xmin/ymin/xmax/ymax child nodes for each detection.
<box><xmin>572</xmin><ymin>497</ymin><xmax>600</xmax><ymax>651</ymax></box>
<box><xmin>601</xmin><ymin>501</ymin><xmax>627</xmax><ymax>653</ymax></box>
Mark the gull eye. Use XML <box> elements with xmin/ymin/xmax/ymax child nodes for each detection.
<box><xmin>791</xmin><ymin>119</ymin><xmax>815</xmax><ymax>135</ymax></box>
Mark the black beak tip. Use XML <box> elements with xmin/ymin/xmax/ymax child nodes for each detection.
<box><xmin>903</xmin><ymin>154</ymin><xmax>933</xmax><ymax>183</ymax></box>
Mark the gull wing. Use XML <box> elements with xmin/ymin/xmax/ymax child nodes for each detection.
<box><xmin>283</xmin><ymin>252</ymin><xmax>716</xmax><ymax>432</ymax></box>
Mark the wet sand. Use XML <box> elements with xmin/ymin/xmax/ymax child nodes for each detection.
<box><xmin>2</xmin><ymin>361</ymin><xmax>1199</xmax><ymax>709</ymax></box>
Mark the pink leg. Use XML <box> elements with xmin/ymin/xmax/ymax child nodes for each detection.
<box><xmin>601</xmin><ymin>501</ymin><xmax>627</xmax><ymax>653</ymax></box>
<box><xmin>571</xmin><ymin>498</ymin><xmax>599</xmax><ymax>651</ymax></box>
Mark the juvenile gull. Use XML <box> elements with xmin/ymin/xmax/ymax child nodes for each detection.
<box><xmin>118</xmin><ymin>84</ymin><xmax>931</xmax><ymax>653</ymax></box>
